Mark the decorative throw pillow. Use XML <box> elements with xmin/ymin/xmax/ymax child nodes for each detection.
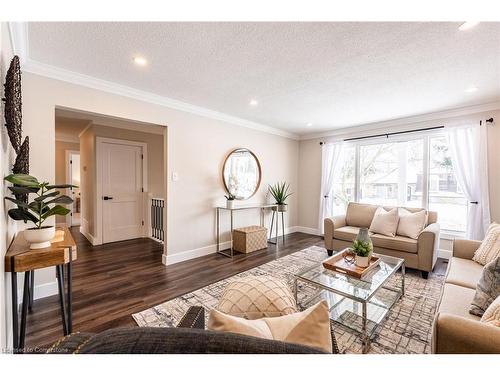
<box><xmin>369</xmin><ymin>207</ymin><xmax>399</xmax><ymax>237</ymax></box>
<box><xmin>473</xmin><ymin>222</ymin><xmax>500</xmax><ymax>266</ymax></box>
<box><xmin>208</xmin><ymin>300</ymin><xmax>332</xmax><ymax>353</ymax></box>
<box><xmin>396</xmin><ymin>208</ymin><xmax>427</xmax><ymax>239</ymax></box>
<box><xmin>470</xmin><ymin>257</ymin><xmax>500</xmax><ymax>316</ymax></box>
<box><xmin>481</xmin><ymin>295</ymin><xmax>500</xmax><ymax>327</ymax></box>
<box><xmin>216</xmin><ymin>276</ymin><xmax>297</xmax><ymax>319</ymax></box>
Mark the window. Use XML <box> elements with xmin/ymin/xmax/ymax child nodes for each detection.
<box><xmin>330</xmin><ymin>133</ymin><xmax>467</xmax><ymax>233</ymax></box>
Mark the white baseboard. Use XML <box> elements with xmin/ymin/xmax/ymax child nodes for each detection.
<box><xmin>164</xmin><ymin>240</ymin><xmax>232</xmax><ymax>265</ymax></box>
<box><xmin>18</xmin><ymin>280</ymin><xmax>58</xmax><ymax>303</ymax></box>
<box><xmin>292</xmin><ymin>226</ymin><xmax>321</xmax><ymax>236</ymax></box>
<box><xmin>80</xmin><ymin>226</ymin><xmax>98</xmax><ymax>246</ymax></box>
<box><xmin>438</xmin><ymin>249</ymin><xmax>452</xmax><ymax>260</ymax></box>
<box><xmin>164</xmin><ymin>226</ymin><xmax>322</xmax><ymax>266</ymax></box>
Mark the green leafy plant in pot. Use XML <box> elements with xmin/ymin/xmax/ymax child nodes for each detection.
<box><xmin>349</xmin><ymin>229</ymin><xmax>373</xmax><ymax>268</ymax></box>
<box><xmin>4</xmin><ymin>174</ymin><xmax>77</xmax><ymax>249</ymax></box>
<box><xmin>269</xmin><ymin>182</ymin><xmax>292</xmax><ymax>212</ymax></box>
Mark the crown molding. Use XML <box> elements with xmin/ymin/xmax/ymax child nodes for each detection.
<box><xmin>300</xmin><ymin>101</ymin><xmax>500</xmax><ymax>141</ymax></box>
<box><xmin>21</xmin><ymin>59</ymin><xmax>300</xmax><ymax>141</ymax></box>
<box><xmin>7</xmin><ymin>22</ymin><xmax>28</xmax><ymax>64</ymax></box>
<box><xmin>55</xmin><ymin>134</ymin><xmax>80</xmax><ymax>144</ymax></box>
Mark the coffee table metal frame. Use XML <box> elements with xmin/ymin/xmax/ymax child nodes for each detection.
<box><xmin>294</xmin><ymin>253</ymin><xmax>405</xmax><ymax>353</ymax></box>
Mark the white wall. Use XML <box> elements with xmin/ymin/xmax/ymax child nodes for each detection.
<box><xmin>17</xmin><ymin>71</ymin><xmax>299</xmax><ymax>296</ymax></box>
<box><xmin>1</xmin><ymin>22</ymin><xmax>19</xmax><ymax>351</ymax></box>
<box><xmin>298</xmin><ymin>109</ymin><xmax>500</xmax><ymax>250</ymax></box>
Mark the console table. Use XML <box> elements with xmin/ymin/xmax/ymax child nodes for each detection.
<box><xmin>5</xmin><ymin>227</ymin><xmax>77</xmax><ymax>352</ymax></box>
<box><xmin>216</xmin><ymin>204</ymin><xmax>280</xmax><ymax>257</ymax></box>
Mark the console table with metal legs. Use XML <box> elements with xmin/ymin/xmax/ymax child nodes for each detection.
<box><xmin>216</xmin><ymin>204</ymin><xmax>278</xmax><ymax>258</ymax></box>
<box><xmin>5</xmin><ymin>227</ymin><xmax>77</xmax><ymax>353</ymax></box>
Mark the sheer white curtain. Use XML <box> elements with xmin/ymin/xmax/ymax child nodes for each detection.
<box><xmin>446</xmin><ymin>123</ymin><xmax>490</xmax><ymax>239</ymax></box>
<box><xmin>318</xmin><ymin>142</ymin><xmax>343</xmax><ymax>234</ymax></box>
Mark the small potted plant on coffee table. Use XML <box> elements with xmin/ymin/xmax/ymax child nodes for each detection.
<box><xmin>350</xmin><ymin>238</ymin><xmax>373</xmax><ymax>268</ymax></box>
<box><xmin>269</xmin><ymin>182</ymin><xmax>292</xmax><ymax>212</ymax></box>
<box><xmin>4</xmin><ymin>174</ymin><xmax>76</xmax><ymax>249</ymax></box>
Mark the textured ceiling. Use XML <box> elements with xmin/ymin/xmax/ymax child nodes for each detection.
<box><xmin>28</xmin><ymin>22</ymin><xmax>500</xmax><ymax>135</ymax></box>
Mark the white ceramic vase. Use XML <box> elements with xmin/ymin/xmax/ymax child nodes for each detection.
<box><xmin>355</xmin><ymin>254</ymin><xmax>371</xmax><ymax>268</ymax></box>
<box><xmin>226</xmin><ymin>200</ymin><xmax>235</xmax><ymax>209</ymax></box>
<box><xmin>23</xmin><ymin>226</ymin><xmax>56</xmax><ymax>249</ymax></box>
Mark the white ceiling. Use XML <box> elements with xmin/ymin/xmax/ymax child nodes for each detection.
<box><xmin>27</xmin><ymin>22</ymin><xmax>500</xmax><ymax>136</ymax></box>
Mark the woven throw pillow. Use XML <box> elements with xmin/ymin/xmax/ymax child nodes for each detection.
<box><xmin>473</xmin><ymin>223</ymin><xmax>500</xmax><ymax>266</ymax></box>
<box><xmin>217</xmin><ymin>276</ymin><xmax>297</xmax><ymax>319</ymax></box>
<box><xmin>396</xmin><ymin>208</ymin><xmax>427</xmax><ymax>239</ymax></box>
<box><xmin>208</xmin><ymin>300</ymin><xmax>332</xmax><ymax>353</ymax></box>
<box><xmin>470</xmin><ymin>257</ymin><xmax>500</xmax><ymax>316</ymax></box>
<box><xmin>481</xmin><ymin>295</ymin><xmax>500</xmax><ymax>327</ymax></box>
<box><xmin>369</xmin><ymin>207</ymin><xmax>399</xmax><ymax>237</ymax></box>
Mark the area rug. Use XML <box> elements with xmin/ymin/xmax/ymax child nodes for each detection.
<box><xmin>132</xmin><ymin>246</ymin><xmax>445</xmax><ymax>354</ymax></box>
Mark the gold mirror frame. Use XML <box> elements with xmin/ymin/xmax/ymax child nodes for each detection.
<box><xmin>222</xmin><ymin>148</ymin><xmax>262</xmax><ymax>200</ymax></box>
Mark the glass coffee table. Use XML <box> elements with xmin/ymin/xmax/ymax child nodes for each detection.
<box><xmin>294</xmin><ymin>252</ymin><xmax>405</xmax><ymax>353</ymax></box>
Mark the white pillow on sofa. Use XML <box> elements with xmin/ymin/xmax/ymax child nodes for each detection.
<box><xmin>369</xmin><ymin>207</ymin><xmax>399</xmax><ymax>237</ymax></box>
<box><xmin>397</xmin><ymin>208</ymin><xmax>427</xmax><ymax>239</ymax></box>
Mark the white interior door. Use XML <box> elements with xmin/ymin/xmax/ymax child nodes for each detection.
<box><xmin>101</xmin><ymin>142</ymin><xmax>144</xmax><ymax>243</ymax></box>
<box><xmin>69</xmin><ymin>153</ymin><xmax>81</xmax><ymax>226</ymax></box>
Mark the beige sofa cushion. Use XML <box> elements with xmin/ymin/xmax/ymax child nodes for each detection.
<box><xmin>371</xmin><ymin>234</ymin><xmax>418</xmax><ymax>254</ymax></box>
<box><xmin>481</xmin><ymin>295</ymin><xmax>500</xmax><ymax>327</ymax></box>
<box><xmin>438</xmin><ymin>283</ymin><xmax>480</xmax><ymax>321</ymax></box>
<box><xmin>473</xmin><ymin>222</ymin><xmax>500</xmax><ymax>266</ymax></box>
<box><xmin>397</xmin><ymin>208</ymin><xmax>427</xmax><ymax>239</ymax></box>
<box><xmin>333</xmin><ymin>226</ymin><xmax>359</xmax><ymax>242</ymax></box>
<box><xmin>446</xmin><ymin>257</ymin><xmax>484</xmax><ymax>289</ymax></box>
<box><xmin>369</xmin><ymin>207</ymin><xmax>399</xmax><ymax>237</ymax></box>
<box><xmin>208</xmin><ymin>300</ymin><xmax>333</xmax><ymax>353</ymax></box>
<box><xmin>470</xmin><ymin>258</ymin><xmax>500</xmax><ymax>317</ymax></box>
<box><xmin>345</xmin><ymin>202</ymin><xmax>378</xmax><ymax>228</ymax></box>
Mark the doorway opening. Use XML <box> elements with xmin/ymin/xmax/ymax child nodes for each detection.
<box><xmin>54</xmin><ymin>107</ymin><xmax>167</xmax><ymax>249</ymax></box>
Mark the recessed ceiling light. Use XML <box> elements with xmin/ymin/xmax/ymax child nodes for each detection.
<box><xmin>307</xmin><ymin>123</ymin><xmax>313</xmax><ymax>127</ymax></box>
<box><xmin>133</xmin><ymin>56</ymin><xmax>148</xmax><ymax>66</ymax></box>
<box><xmin>465</xmin><ymin>86</ymin><xmax>478</xmax><ymax>93</ymax></box>
<box><xmin>249</xmin><ymin>99</ymin><xmax>258</xmax><ymax>106</ymax></box>
<box><xmin>458</xmin><ymin>22</ymin><xmax>479</xmax><ymax>31</ymax></box>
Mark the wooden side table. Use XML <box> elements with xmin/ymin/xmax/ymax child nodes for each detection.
<box><xmin>5</xmin><ymin>227</ymin><xmax>77</xmax><ymax>352</ymax></box>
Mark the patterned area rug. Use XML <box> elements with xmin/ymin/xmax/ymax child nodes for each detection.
<box><xmin>132</xmin><ymin>246</ymin><xmax>445</xmax><ymax>354</ymax></box>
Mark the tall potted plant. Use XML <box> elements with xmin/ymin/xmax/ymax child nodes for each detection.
<box><xmin>4</xmin><ymin>174</ymin><xmax>76</xmax><ymax>249</ymax></box>
<box><xmin>269</xmin><ymin>182</ymin><xmax>292</xmax><ymax>212</ymax></box>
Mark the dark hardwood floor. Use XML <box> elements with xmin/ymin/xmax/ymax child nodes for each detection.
<box><xmin>25</xmin><ymin>228</ymin><xmax>449</xmax><ymax>350</ymax></box>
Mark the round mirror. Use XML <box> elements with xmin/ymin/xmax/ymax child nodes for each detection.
<box><xmin>222</xmin><ymin>148</ymin><xmax>261</xmax><ymax>200</ymax></box>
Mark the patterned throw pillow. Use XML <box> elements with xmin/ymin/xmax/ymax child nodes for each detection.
<box><xmin>473</xmin><ymin>223</ymin><xmax>500</xmax><ymax>265</ymax></box>
<box><xmin>481</xmin><ymin>295</ymin><xmax>500</xmax><ymax>327</ymax></box>
<box><xmin>470</xmin><ymin>257</ymin><xmax>500</xmax><ymax>316</ymax></box>
<box><xmin>217</xmin><ymin>276</ymin><xmax>297</xmax><ymax>319</ymax></box>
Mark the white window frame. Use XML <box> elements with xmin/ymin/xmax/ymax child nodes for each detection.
<box><xmin>340</xmin><ymin>129</ymin><xmax>467</xmax><ymax>236</ymax></box>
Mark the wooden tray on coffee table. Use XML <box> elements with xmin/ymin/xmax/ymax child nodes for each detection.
<box><xmin>322</xmin><ymin>249</ymin><xmax>381</xmax><ymax>279</ymax></box>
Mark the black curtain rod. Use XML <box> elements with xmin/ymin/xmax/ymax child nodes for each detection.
<box><xmin>342</xmin><ymin>126</ymin><xmax>444</xmax><ymax>142</ymax></box>
<box><xmin>319</xmin><ymin>118</ymin><xmax>494</xmax><ymax>145</ymax></box>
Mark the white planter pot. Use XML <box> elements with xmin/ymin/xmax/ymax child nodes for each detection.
<box><xmin>23</xmin><ymin>226</ymin><xmax>56</xmax><ymax>249</ymax></box>
<box><xmin>355</xmin><ymin>254</ymin><xmax>370</xmax><ymax>268</ymax></box>
<box><xmin>226</xmin><ymin>200</ymin><xmax>235</xmax><ymax>209</ymax></box>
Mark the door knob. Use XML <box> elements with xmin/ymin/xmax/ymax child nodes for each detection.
<box><xmin>103</xmin><ymin>196</ymin><xmax>113</xmax><ymax>200</ymax></box>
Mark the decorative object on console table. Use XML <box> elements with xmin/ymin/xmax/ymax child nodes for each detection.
<box><xmin>351</xmin><ymin>228</ymin><xmax>373</xmax><ymax>268</ymax></box>
<box><xmin>232</xmin><ymin>226</ymin><xmax>267</xmax><ymax>253</ymax></box>
<box><xmin>5</xmin><ymin>227</ymin><xmax>77</xmax><ymax>353</ymax></box>
<box><xmin>268</xmin><ymin>182</ymin><xmax>292</xmax><ymax>245</ymax></box>
<box><xmin>224</xmin><ymin>193</ymin><xmax>236</xmax><ymax>209</ymax></box>
<box><xmin>3</xmin><ymin>174</ymin><xmax>77</xmax><ymax>249</ymax></box>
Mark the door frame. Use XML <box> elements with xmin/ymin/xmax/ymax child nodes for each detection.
<box><xmin>65</xmin><ymin>150</ymin><xmax>81</xmax><ymax>227</ymax></box>
<box><xmin>95</xmin><ymin>137</ymin><xmax>148</xmax><ymax>245</ymax></box>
